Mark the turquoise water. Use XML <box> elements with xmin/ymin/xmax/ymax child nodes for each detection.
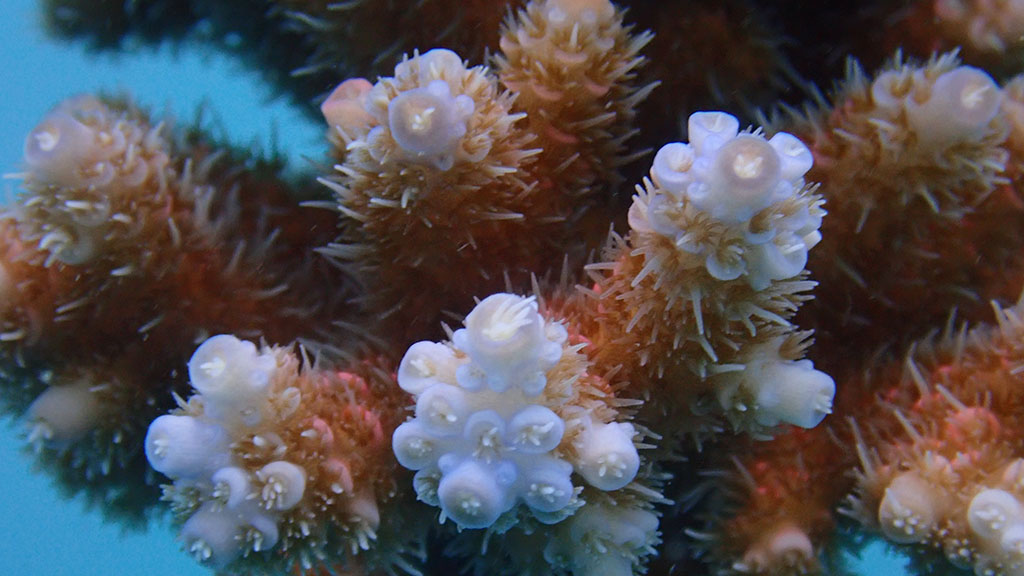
<box><xmin>0</xmin><ymin>1</ymin><xmax>909</xmax><ymax>574</ymax></box>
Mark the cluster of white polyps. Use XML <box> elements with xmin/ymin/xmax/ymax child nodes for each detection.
<box><xmin>636</xmin><ymin>111</ymin><xmax>822</xmax><ymax>290</ymax></box>
<box><xmin>392</xmin><ymin>293</ymin><xmax>641</xmax><ymax>529</ymax></box>
<box><xmin>144</xmin><ymin>335</ymin><xmax>305</xmax><ymax>568</ymax></box>
<box><xmin>364</xmin><ymin>48</ymin><xmax>478</xmax><ymax>171</ymax></box>
<box><xmin>871</xmin><ymin>64</ymin><xmax>1002</xmax><ymax>146</ymax></box>
<box><xmin>21</xmin><ymin>95</ymin><xmax>172</xmax><ymax>265</ymax></box>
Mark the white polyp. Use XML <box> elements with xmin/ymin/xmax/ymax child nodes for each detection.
<box><xmin>413</xmin><ymin>467</ymin><xmax>442</xmax><ymax>506</ymax></box>
<box><xmin>567</xmin><ymin>502</ymin><xmax>660</xmax><ymax>553</ymax></box>
<box><xmin>871</xmin><ymin>70</ymin><xmax>909</xmax><ymax>110</ymax></box>
<box><xmin>745</xmin><ymin>233</ymin><xmax>811</xmax><ymax>291</ymax></box>
<box><xmin>321</xmin><ymin>78</ymin><xmax>374</xmax><ymax>137</ymax></box>
<box><xmin>464</xmin><ymin>410</ymin><xmax>506</xmax><ymax>461</ymax></box>
<box><xmin>452</xmin><ymin>293</ymin><xmax>563</xmax><ymax>394</ymax></box>
<box><xmin>968</xmin><ymin>489</ymin><xmax>1024</xmax><ymax>544</ymax></box>
<box><xmin>397</xmin><ymin>341</ymin><xmax>458</xmax><ymax>394</ymax></box>
<box><xmin>767</xmin><ymin>132</ymin><xmax>814</xmax><ymax>182</ymax></box>
<box><xmin>742</xmin><ymin>524</ymin><xmax>815</xmax><ymax>569</ymax></box>
<box><xmin>575</xmin><ymin>420</ymin><xmax>640</xmax><ymax>491</ymax></box>
<box><xmin>144</xmin><ymin>414</ymin><xmax>231</xmax><ymax>479</ymax></box>
<box><xmin>651</xmin><ymin>142</ymin><xmax>695</xmax><ymax>195</ymax></box>
<box><xmin>392</xmin><ymin>420</ymin><xmax>438</xmax><ymax>470</ymax></box>
<box><xmin>750</xmin><ymin>358</ymin><xmax>835</xmax><ymax>429</ymax></box>
<box><xmin>705</xmin><ymin>248</ymin><xmax>746</xmax><ymax>282</ymax></box>
<box><xmin>877</xmin><ymin>472</ymin><xmax>939</xmax><ymax>544</ymax></box>
<box><xmin>414</xmin><ymin>382</ymin><xmax>469</xmax><ymax>436</ymax></box>
<box><xmin>687</xmin><ymin>111</ymin><xmax>740</xmax><ymax>155</ymax></box>
<box><xmin>905</xmin><ymin>66</ymin><xmax>1002</xmax><ymax>145</ymax></box>
<box><xmin>27</xmin><ymin>381</ymin><xmax>105</xmax><ymax>446</ymax></box>
<box><xmin>246</xmin><ymin>511</ymin><xmax>281</xmax><ymax>553</ymax></box>
<box><xmin>1003</xmin><ymin>522</ymin><xmax>1024</xmax><ymax>558</ymax></box>
<box><xmin>522</xmin><ymin>457</ymin><xmax>574</xmax><ymax>514</ymax></box>
<box><xmin>437</xmin><ymin>459</ymin><xmax>513</xmax><ymax>529</ymax></box>
<box><xmin>187</xmin><ymin>335</ymin><xmax>277</xmax><ymax>425</ymax></box>
<box><xmin>23</xmin><ymin>110</ymin><xmax>101</xmax><ymax>187</ymax></box>
<box><xmin>508</xmin><ymin>405</ymin><xmax>565</xmax><ymax>453</ymax></box>
<box><xmin>256</xmin><ymin>461</ymin><xmax>307</xmax><ymax>511</ymax></box>
<box><xmin>410</xmin><ymin>48</ymin><xmax>466</xmax><ymax>84</ymax></box>
<box><xmin>211</xmin><ymin>466</ymin><xmax>252</xmax><ymax>509</ymax></box>
<box><xmin>388</xmin><ymin>79</ymin><xmax>474</xmax><ymax>171</ymax></box>
<box><xmin>180</xmin><ymin>503</ymin><xmax>244</xmax><ymax>569</ymax></box>
<box><xmin>703</xmin><ymin>134</ymin><xmax>782</xmax><ymax>222</ymax></box>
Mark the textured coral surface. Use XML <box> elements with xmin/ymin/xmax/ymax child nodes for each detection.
<box><xmin>8</xmin><ymin>1</ymin><xmax>1024</xmax><ymax>575</ymax></box>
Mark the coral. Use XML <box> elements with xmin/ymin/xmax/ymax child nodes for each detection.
<box><xmin>12</xmin><ymin>1</ymin><xmax>1024</xmax><ymax>576</ymax></box>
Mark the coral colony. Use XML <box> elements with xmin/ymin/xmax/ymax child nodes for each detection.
<box><xmin>12</xmin><ymin>0</ymin><xmax>1024</xmax><ymax>575</ymax></box>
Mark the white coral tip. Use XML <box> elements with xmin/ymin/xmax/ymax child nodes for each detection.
<box><xmin>968</xmin><ymin>489</ymin><xmax>1024</xmax><ymax>543</ymax></box>
<box><xmin>767</xmin><ymin>132</ymin><xmax>814</xmax><ymax>181</ymax></box>
<box><xmin>522</xmin><ymin>457</ymin><xmax>574</xmax><ymax>514</ymax></box>
<box><xmin>878</xmin><ymin>472</ymin><xmax>939</xmax><ymax>544</ymax></box>
<box><xmin>508</xmin><ymin>405</ymin><xmax>565</xmax><ymax>453</ymax></box>
<box><xmin>27</xmin><ymin>382</ymin><xmax>104</xmax><ymax>446</ymax></box>
<box><xmin>397</xmin><ymin>341</ymin><xmax>457</xmax><ymax>394</ymax></box>
<box><xmin>321</xmin><ymin>78</ymin><xmax>374</xmax><ymax>135</ymax></box>
<box><xmin>145</xmin><ymin>415</ymin><xmax>230</xmax><ymax>479</ymax></box>
<box><xmin>437</xmin><ymin>459</ymin><xmax>512</xmax><ymax>529</ymax></box>
<box><xmin>415</xmin><ymin>382</ymin><xmax>469</xmax><ymax>435</ymax></box>
<box><xmin>651</xmin><ymin>142</ymin><xmax>695</xmax><ymax>194</ymax></box>
<box><xmin>388</xmin><ymin>79</ymin><xmax>473</xmax><ymax>170</ymax></box>
<box><xmin>393</xmin><ymin>420</ymin><xmax>438</xmax><ymax>470</ymax></box>
<box><xmin>211</xmin><ymin>466</ymin><xmax>252</xmax><ymax>509</ymax></box>
<box><xmin>575</xmin><ymin>421</ymin><xmax>640</xmax><ymax>491</ymax></box>
<box><xmin>23</xmin><ymin>108</ymin><xmax>100</xmax><ymax>187</ymax></box>
<box><xmin>256</xmin><ymin>461</ymin><xmax>307</xmax><ymax>511</ymax></box>
<box><xmin>180</xmin><ymin>504</ymin><xmax>244</xmax><ymax>569</ymax></box>
<box><xmin>906</xmin><ymin>66</ymin><xmax>1002</xmax><ymax>144</ymax></box>
<box><xmin>687</xmin><ymin>111</ymin><xmax>740</xmax><ymax>155</ymax></box>
<box><xmin>752</xmin><ymin>359</ymin><xmax>835</xmax><ymax>429</ymax></box>
<box><xmin>188</xmin><ymin>335</ymin><xmax>274</xmax><ymax>401</ymax></box>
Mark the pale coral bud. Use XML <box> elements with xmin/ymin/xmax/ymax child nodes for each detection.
<box><xmin>145</xmin><ymin>414</ymin><xmax>231</xmax><ymax>479</ymax></box>
<box><xmin>521</xmin><ymin>456</ymin><xmax>574</xmax><ymax>515</ymax></box>
<box><xmin>508</xmin><ymin>404</ymin><xmax>565</xmax><ymax>453</ymax></box>
<box><xmin>24</xmin><ymin>108</ymin><xmax>102</xmax><ymax>188</ymax></box>
<box><xmin>697</xmin><ymin>135</ymin><xmax>782</xmax><ymax>223</ymax></box>
<box><xmin>211</xmin><ymin>466</ymin><xmax>252</xmax><ymax>509</ymax></box>
<box><xmin>26</xmin><ymin>381</ymin><xmax>105</xmax><ymax>446</ymax></box>
<box><xmin>437</xmin><ymin>458</ymin><xmax>514</xmax><ymax>528</ymax></box>
<box><xmin>905</xmin><ymin>66</ymin><xmax>1002</xmax><ymax>145</ymax></box>
<box><xmin>256</xmin><ymin>461</ymin><xmax>307</xmax><ymax>511</ymax></box>
<box><xmin>742</xmin><ymin>524</ymin><xmax>815</xmax><ymax>570</ymax></box>
<box><xmin>750</xmin><ymin>358</ymin><xmax>835</xmax><ymax>429</ymax></box>
<box><xmin>321</xmin><ymin>78</ymin><xmax>374</xmax><ymax>137</ymax></box>
<box><xmin>414</xmin><ymin>382</ymin><xmax>469</xmax><ymax>435</ymax></box>
<box><xmin>187</xmin><ymin>335</ymin><xmax>277</xmax><ymax>426</ymax></box>
<box><xmin>767</xmin><ymin>132</ymin><xmax>814</xmax><ymax>182</ymax></box>
<box><xmin>575</xmin><ymin>420</ymin><xmax>640</xmax><ymax>491</ymax></box>
<box><xmin>181</xmin><ymin>503</ymin><xmax>245</xmax><ymax>568</ymax></box>
<box><xmin>543</xmin><ymin>0</ymin><xmax>615</xmax><ymax>27</ymax></box>
<box><xmin>387</xmin><ymin>79</ymin><xmax>475</xmax><ymax>171</ymax></box>
<box><xmin>968</xmin><ymin>489</ymin><xmax>1024</xmax><ymax>545</ymax></box>
<box><xmin>453</xmin><ymin>293</ymin><xmax>563</xmax><ymax>394</ymax></box>
<box><xmin>397</xmin><ymin>341</ymin><xmax>458</xmax><ymax>394</ymax></box>
<box><xmin>687</xmin><ymin>111</ymin><xmax>740</xmax><ymax>155</ymax></box>
<box><xmin>392</xmin><ymin>420</ymin><xmax>438</xmax><ymax>470</ymax></box>
<box><xmin>878</xmin><ymin>472</ymin><xmax>940</xmax><ymax>544</ymax></box>
<box><xmin>464</xmin><ymin>409</ymin><xmax>506</xmax><ymax>460</ymax></box>
<box><xmin>650</xmin><ymin>142</ymin><xmax>695</xmax><ymax>195</ymax></box>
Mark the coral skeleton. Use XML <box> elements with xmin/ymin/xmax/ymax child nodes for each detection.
<box><xmin>9</xmin><ymin>0</ymin><xmax>1024</xmax><ymax>575</ymax></box>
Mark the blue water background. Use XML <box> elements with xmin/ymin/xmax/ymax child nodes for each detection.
<box><xmin>0</xmin><ymin>0</ymin><xmax>908</xmax><ymax>573</ymax></box>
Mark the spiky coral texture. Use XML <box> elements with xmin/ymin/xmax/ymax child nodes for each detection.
<box><xmin>15</xmin><ymin>1</ymin><xmax>1024</xmax><ymax>576</ymax></box>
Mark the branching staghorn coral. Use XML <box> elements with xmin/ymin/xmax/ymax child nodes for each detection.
<box><xmin>4</xmin><ymin>94</ymin><xmax>353</xmax><ymax>522</ymax></box>
<box><xmin>16</xmin><ymin>1</ymin><xmax>1024</xmax><ymax>575</ymax></box>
